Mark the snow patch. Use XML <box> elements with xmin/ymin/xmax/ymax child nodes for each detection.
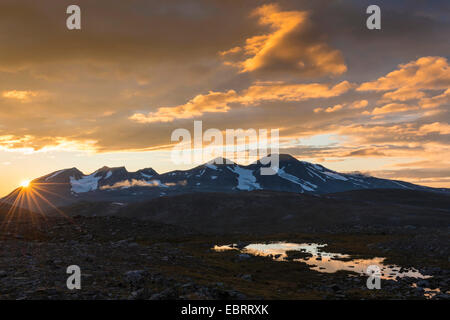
<box><xmin>140</xmin><ymin>172</ymin><xmax>154</xmax><ymax>179</ymax></box>
<box><xmin>196</xmin><ymin>169</ymin><xmax>206</xmax><ymax>177</ymax></box>
<box><xmin>278</xmin><ymin>168</ymin><xmax>316</xmax><ymax>191</ymax></box>
<box><xmin>70</xmin><ymin>174</ymin><xmax>102</xmax><ymax>193</ymax></box>
<box><xmin>311</xmin><ymin>164</ymin><xmax>324</xmax><ymax>171</ymax></box>
<box><xmin>228</xmin><ymin>166</ymin><xmax>261</xmax><ymax>191</ymax></box>
<box><xmin>348</xmin><ymin>176</ymin><xmax>366</xmax><ymax>183</ymax></box>
<box><xmin>390</xmin><ymin>180</ymin><xmax>413</xmax><ymax>189</ymax></box>
<box><xmin>322</xmin><ymin>171</ymin><xmax>348</xmax><ymax>181</ymax></box>
<box><xmin>306</xmin><ymin>168</ymin><xmax>326</xmax><ymax>182</ymax></box>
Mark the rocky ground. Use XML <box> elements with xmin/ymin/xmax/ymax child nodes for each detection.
<box><xmin>0</xmin><ymin>214</ymin><xmax>448</xmax><ymax>300</ymax></box>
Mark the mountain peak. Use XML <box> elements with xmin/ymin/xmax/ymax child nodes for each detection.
<box><xmin>256</xmin><ymin>153</ymin><xmax>299</xmax><ymax>165</ymax></box>
<box><xmin>67</xmin><ymin>167</ymin><xmax>83</xmax><ymax>174</ymax></box>
<box><xmin>207</xmin><ymin>157</ymin><xmax>235</xmax><ymax>165</ymax></box>
<box><xmin>138</xmin><ymin>167</ymin><xmax>157</xmax><ymax>173</ymax></box>
<box><xmin>35</xmin><ymin>167</ymin><xmax>83</xmax><ymax>183</ymax></box>
<box><xmin>94</xmin><ymin>166</ymin><xmax>129</xmax><ymax>176</ymax></box>
<box><xmin>96</xmin><ymin>166</ymin><xmax>111</xmax><ymax>172</ymax></box>
<box><xmin>136</xmin><ymin>168</ymin><xmax>158</xmax><ymax>178</ymax></box>
<box><xmin>278</xmin><ymin>154</ymin><xmax>299</xmax><ymax>162</ymax></box>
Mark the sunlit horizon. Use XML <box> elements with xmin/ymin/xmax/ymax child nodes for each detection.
<box><xmin>2</xmin><ymin>150</ymin><xmax>448</xmax><ymax>199</ymax></box>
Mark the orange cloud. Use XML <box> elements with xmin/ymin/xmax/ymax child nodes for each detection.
<box><xmin>359</xmin><ymin>56</ymin><xmax>450</xmax><ymax>114</ymax></box>
<box><xmin>221</xmin><ymin>4</ymin><xmax>346</xmax><ymax>76</ymax></box>
<box><xmin>351</xmin><ymin>57</ymin><xmax>450</xmax><ymax>116</ymax></box>
<box><xmin>2</xmin><ymin>90</ymin><xmax>41</xmax><ymax>102</ymax></box>
<box><xmin>325</xmin><ymin>104</ymin><xmax>343</xmax><ymax>113</ymax></box>
<box><xmin>372</xmin><ymin>103</ymin><xmax>418</xmax><ymax>115</ymax></box>
<box><xmin>314</xmin><ymin>100</ymin><xmax>367</xmax><ymax>113</ymax></box>
<box><xmin>420</xmin><ymin>122</ymin><xmax>450</xmax><ymax>135</ymax></box>
<box><xmin>219</xmin><ymin>46</ymin><xmax>242</xmax><ymax>56</ymax></box>
<box><xmin>343</xmin><ymin>148</ymin><xmax>386</xmax><ymax>157</ymax></box>
<box><xmin>419</xmin><ymin>88</ymin><xmax>450</xmax><ymax>109</ymax></box>
<box><xmin>358</xmin><ymin>56</ymin><xmax>450</xmax><ymax>92</ymax></box>
<box><xmin>348</xmin><ymin>100</ymin><xmax>368</xmax><ymax>109</ymax></box>
<box><xmin>380</xmin><ymin>88</ymin><xmax>426</xmax><ymax>102</ymax></box>
<box><xmin>336</xmin><ymin>123</ymin><xmax>450</xmax><ymax>153</ymax></box>
<box><xmin>241</xmin><ymin>81</ymin><xmax>353</xmax><ymax>103</ymax></box>
<box><xmin>130</xmin><ymin>81</ymin><xmax>353</xmax><ymax>123</ymax></box>
<box><xmin>130</xmin><ymin>90</ymin><xmax>238</xmax><ymax>123</ymax></box>
<box><xmin>0</xmin><ymin>135</ymin><xmax>98</xmax><ymax>153</ymax></box>
<box><xmin>313</xmin><ymin>107</ymin><xmax>323</xmax><ymax>113</ymax></box>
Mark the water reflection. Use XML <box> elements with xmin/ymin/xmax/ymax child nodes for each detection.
<box><xmin>213</xmin><ymin>242</ymin><xmax>431</xmax><ymax>281</ymax></box>
<box><xmin>411</xmin><ymin>283</ymin><xmax>441</xmax><ymax>299</ymax></box>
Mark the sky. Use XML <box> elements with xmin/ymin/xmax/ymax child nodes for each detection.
<box><xmin>0</xmin><ymin>0</ymin><xmax>449</xmax><ymax>196</ymax></box>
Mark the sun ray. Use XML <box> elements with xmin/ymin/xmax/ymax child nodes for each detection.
<box><xmin>0</xmin><ymin>180</ymin><xmax>78</xmax><ymax>236</ymax></box>
<box><xmin>29</xmin><ymin>188</ymin><xmax>73</xmax><ymax>222</ymax></box>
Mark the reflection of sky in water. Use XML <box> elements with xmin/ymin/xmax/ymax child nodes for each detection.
<box><xmin>213</xmin><ymin>245</ymin><xmax>238</xmax><ymax>252</ymax></box>
<box><xmin>213</xmin><ymin>242</ymin><xmax>431</xmax><ymax>281</ymax></box>
<box><xmin>411</xmin><ymin>283</ymin><xmax>441</xmax><ymax>299</ymax></box>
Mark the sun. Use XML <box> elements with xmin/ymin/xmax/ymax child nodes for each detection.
<box><xmin>20</xmin><ymin>180</ymin><xmax>30</xmax><ymax>188</ymax></box>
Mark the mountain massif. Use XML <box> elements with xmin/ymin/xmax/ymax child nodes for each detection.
<box><xmin>2</xmin><ymin>154</ymin><xmax>447</xmax><ymax>213</ymax></box>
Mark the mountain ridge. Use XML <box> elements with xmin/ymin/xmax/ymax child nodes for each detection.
<box><xmin>2</xmin><ymin>154</ymin><xmax>448</xmax><ymax>213</ymax></box>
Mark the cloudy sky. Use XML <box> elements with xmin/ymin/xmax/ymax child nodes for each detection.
<box><xmin>0</xmin><ymin>0</ymin><xmax>449</xmax><ymax>196</ymax></box>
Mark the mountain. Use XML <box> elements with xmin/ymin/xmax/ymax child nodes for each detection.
<box><xmin>2</xmin><ymin>154</ymin><xmax>447</xmax><ymax>213</ymax></box>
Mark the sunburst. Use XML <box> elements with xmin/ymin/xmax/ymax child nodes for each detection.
<box><xmin>20</xmin><ymin>180</ymin><xmax>30</xmax><ymax>188</ymax></box>
<box><xmin>1</xmin><ymin>181</ymin><xmax>77</xmax><ymax>236</ymax></box>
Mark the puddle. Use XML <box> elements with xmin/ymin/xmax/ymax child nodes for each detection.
<box><xmin>213</xmin><ymin>242</ymin><xmax>431</xmax><ymax>281</ymax></box>
<box><xmin>423</xmin><ymin>288</ymin><xmax>441</xmax><ymax>299</ymax></box>
<box><xmin>411</xmin><ymin>283</ymin><xmax>443</xmax><ymax>299</ymax></box>
<box><xmin>214</xmin><ymin>245</ymin><xmax>237</xmax><ymax>252</ymax></box>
